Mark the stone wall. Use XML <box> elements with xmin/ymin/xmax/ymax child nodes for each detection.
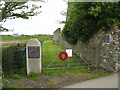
<box><xmin>53</xmin><ymin>28</ymin><xmax>120</xmax><ymax>72</ymax></box>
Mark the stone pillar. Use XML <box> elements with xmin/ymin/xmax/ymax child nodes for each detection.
<box><xmin>26</xmin><ymin>38</ymin><xmax>42</xmax><ymax>75</ymax></box>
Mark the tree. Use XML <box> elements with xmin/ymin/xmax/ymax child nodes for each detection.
<box><xmin>0</xmin><ymin>1</ymin><xmax>42</xmax><ymax>32</ymax></box>
<box><xmin>62</xmin><ymin>2</ymin><xmax>120</xmax><ymax>44</ymax></box>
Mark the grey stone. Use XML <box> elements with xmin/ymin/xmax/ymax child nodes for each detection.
<box><xmin>26</xmin><ymin>38</ymin><xmax>42</xmax><ymax>75</ymax></box>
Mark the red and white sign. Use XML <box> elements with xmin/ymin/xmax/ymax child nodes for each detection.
<box><xmin>66</xmin><ymin>49</ymin><xmax>72</xmax><ymax>57</ymax></box>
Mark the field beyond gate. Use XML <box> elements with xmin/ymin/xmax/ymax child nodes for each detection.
<box><xmin>42</xmin><ymin>40</ymin><xmax>88</xmax><ymax>69</ymax></box>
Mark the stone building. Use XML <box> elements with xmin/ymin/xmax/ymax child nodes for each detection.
<box><xmin>53</xmin><ymin>27</ymin><xmax>120</xmax><ymax>72</ymax></box>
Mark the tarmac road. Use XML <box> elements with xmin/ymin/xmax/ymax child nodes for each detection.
<box><xmin>63</xmin><ymin>73</ymin><xmax>119</xmax><ymax>88</ymax></box>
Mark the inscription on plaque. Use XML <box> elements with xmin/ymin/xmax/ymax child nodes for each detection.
<box><xmin>28</xmin><ymin>46</ymin><xmax>40</xmax><ymax>58</ymax></box>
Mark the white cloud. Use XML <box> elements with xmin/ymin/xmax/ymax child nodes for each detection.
<box><xmin>0</xmin><ymin>0</ymin><xmax>68</xmax><ymax>35</ymax></box>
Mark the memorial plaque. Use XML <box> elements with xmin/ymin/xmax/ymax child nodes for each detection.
<box><xmin>28</xmin><ymin>46</ymin><xmax>40</xmax><ymax>58</ymax></box>
<box><xmin>103</xmin><ymin>34</ymin><xmax>110</xmax><ymax>43</ymax></box>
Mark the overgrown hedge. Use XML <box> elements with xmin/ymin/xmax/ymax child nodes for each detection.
<box><xmin>2</xmin><ymin>44</ymin><xmax>26</xmax><ymax>76</ymax></box>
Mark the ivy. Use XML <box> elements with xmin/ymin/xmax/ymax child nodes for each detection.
<box><xmin>62</xmin><ymin>2</ymin><xmax>120</xmax><ymax>44</ymax></box>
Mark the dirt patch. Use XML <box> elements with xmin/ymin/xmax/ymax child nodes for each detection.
<box><xmin>8</xmin><ymin>76</ymin><xmax>56</xmax><ymax>88</ymax></box>
<box><xmin>8</xmin><ymin>76</ymin><xmax>74</xmax><ymax>88</ymax></box>
<box><xmin>7</xmin><ymin>74</ymin><xmax>97</xmax><ymax>88</ymax></box>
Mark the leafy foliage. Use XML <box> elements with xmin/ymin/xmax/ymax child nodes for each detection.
<box><xmin>2</xmin><ymin>78</ymin><xmax>16</xmax><ymax>88</ymax></box>
<box><xmin>62</xmin><ymin>2</ymin><xmax>120</xmax><ymax>44</ymax></box>
<box><xmin>1</xmin><ymin>2</ymin><xmax>41</xmax><ymax>20</ymax></box>
<box><xmin>0</xmin><ymin>1</ymin><xmax>42</xmax><ymax>31</ymax></box>
<box><xmin>5</xmin><ymin>74</ymin><xmax>22</xmax><ymax>79</ymax></box>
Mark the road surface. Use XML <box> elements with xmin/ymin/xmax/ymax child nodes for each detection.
<box><xmin>63</xmin><ymin>73</ymin><xmax>119</xmax><ymax>88</ymax></box>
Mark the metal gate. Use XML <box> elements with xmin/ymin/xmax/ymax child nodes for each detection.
<box><xmin>42</xmin><ymin>49</ymin><xmax>91</xmax><ymax>70</ymax></box>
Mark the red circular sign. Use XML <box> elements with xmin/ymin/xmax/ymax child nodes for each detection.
<box><xmin>58</xmin><ymin>51</ymin><xmax>68</xmax><ymax>61</ymax></box>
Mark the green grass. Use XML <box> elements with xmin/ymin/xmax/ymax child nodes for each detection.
<box><xmin>2</xmin><ymin>78</ymin><xmax>17</xmax><ymax>88</ymax></box>
<box><xmin>1</xmin><ymin>35</ymin><xmax>53</xmax><ymax>41</ymax></box>
<box><xmin>5</xmin><ymin>74</ymin><xmax>22</xmax><ymax>79</ymax></box>
<box><xmin>42</xmin><ymin>40</ymin><xmax>83</xmax><ymax>69</ymax></box>
<box><xmin>27</xmin><ymin>72</ymin><xmax>40</xmax><ymax>80</ymax></box>
<box><xmin>14</xmin><ymin>82</ymin><xmax>23</xmax><ymax>87</ymax></box>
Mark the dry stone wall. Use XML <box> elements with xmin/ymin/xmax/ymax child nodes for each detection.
<box><xmin>53</xmin><ymin>28</ymin><xmax>120</xmax><ymax>72</ymax></box>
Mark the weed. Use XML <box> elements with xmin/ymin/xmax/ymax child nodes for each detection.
<box><xmin>25</xmin><ymin>85</ymin><xmax>33</xmax><ymax>88</ymax></box>
<box><xmin>2</xmin><ymin>78</ymin><xmax>16</xmax><ymax>88</ymax></box>
<box><xmin>90</xmin><ymin>73</ymin><xmax>111</xmax><ymax>79</ymax></box>
<box><xmin>6</xmin><ymin>75</ymin><xmax>22</xmax><ymax>79</ymax></box>
<box><xmin>14</xmin><ymin>82</ymin><xmax>23</xmax><ymax>87</ymax></box>
<box><xmin>27</xmin><ymin>72</ymin><xmax>40</xmax><ymax>80</ymax></box>
<box><xmin>45</xmin><ymin>77</ymin><xmax>60</xmax><ymax>87</ymax></box>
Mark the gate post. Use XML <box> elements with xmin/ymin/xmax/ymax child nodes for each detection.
<box><xmin>26</xmin><ymin>38</ymin><xmax>42</xmax><ymax>75</ymax></box>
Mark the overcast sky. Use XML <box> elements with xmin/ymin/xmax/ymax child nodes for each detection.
<box><xmin>0</xmin><ymin>0</ymin><xmax>68</xmax><ymax>35</ymax></box>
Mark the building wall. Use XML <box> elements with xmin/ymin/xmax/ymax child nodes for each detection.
<box><xmin>53</xmin><ymin>28</ymin><xmax>120</xmax><ymax>72</ymax></box>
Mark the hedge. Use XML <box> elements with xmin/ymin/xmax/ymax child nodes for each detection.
<box><xmin>2</xmin><ymin>44</ymin><xmax>26</xmax><ymax>76</ymax></box>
